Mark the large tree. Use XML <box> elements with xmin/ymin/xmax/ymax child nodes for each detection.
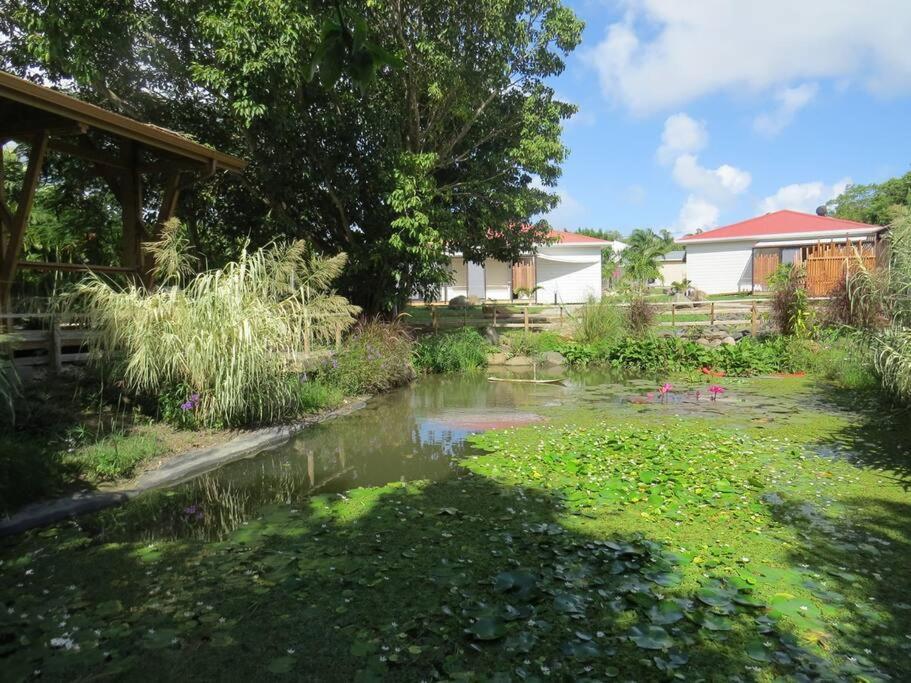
<box><xmin>0</xmin><ymin>0</ymin><xmax>582</xmax><ymax>311</ymax></box>
<box><xmin>827</xmin><ymin>170</ymin><xmax>911</xmax><ymax>226</ymax></box>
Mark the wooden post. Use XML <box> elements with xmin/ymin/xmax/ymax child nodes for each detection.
<box><xmin>493</xmin><ymin>305</ymin><xmax>497</xmax><ymax>326</ymax></box>
<box><xmin>144</xmin><ymin>171</ymin><xmax>182</xmax><ymax>284</ymax></box>
<box><xmin>431</xmin><ymin>306</ymin><xmax>438</xmax><ymax>331</ymax></box>
<box><xmin>0</xmin><ymin>130</ymin><xmax>49</xmax><ymax>315</ymax></box>
<box><xmin>524</xmin><ymin>304</ymin><xmax>529</xmax><ymax>332</ymax></box>
<box><xmin>751</xmin><ymin>301</ymin><xmax>758</xmax><ymax>337</ymax></box>
<box><xmin>710</xmin><ymin>302</ymin><xmax>715</xmax><ymax>325</ymax></box>
<box><xmin>50</xmin><ymin>318</ymin><xmax>62</xmax><ymax>374</ymax></box>
<box><xmin>559</xmin><ymin>305</ymin><xmax>564</xmax><ymax>326</ymax></box>
<box><xmin>671</xmin><ymin>303</ymin><xmax>676</xmax><ymax>327</ymax></box>
<box><xmin>119</xmin><ymin>141</ymin><xmax>144</xmax><ymax>278</ymax></box>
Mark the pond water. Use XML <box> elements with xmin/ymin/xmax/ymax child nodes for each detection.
<box><xmin>93</xmin><ymin>369</ymin><xmax>827</xmax><ymax>541</ymax></box>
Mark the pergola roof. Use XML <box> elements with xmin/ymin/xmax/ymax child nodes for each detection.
<box><xmin>0</xmin><ymin>70</ymin><xmax>246</xmax><ymax>172</ymax></box>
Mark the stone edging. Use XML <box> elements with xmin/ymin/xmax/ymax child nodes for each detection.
<box><xmin>0</xmin><ymin>398</ymin><xmax>370</xmax><ymax>537</ymax></box>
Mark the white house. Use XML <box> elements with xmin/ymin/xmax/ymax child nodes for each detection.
<box><xmin>657</xmin><ymin>250</ymin><xmax>686</xmax><ymax>286</ymax></box>
<box><xmin>677</xmin><ymin>210</ymin><xmax>886</xmax><ymax>295</ymax></box>
<box><xmin>440</xmin><ymin>230</ymin><xmax>609</xmax><ymax>304</ymax></box>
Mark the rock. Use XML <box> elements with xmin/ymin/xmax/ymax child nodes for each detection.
<box><xmin>540</xmin><ymin>351</ymin><xmax>566</xmax><ymax>366</ymax></box>
<box><xmin>695</xmin><ymin>338</ymin><xmax>712</xmax><ymax>346</ymax></box>
<box><xmin>709</xmin><ymin>338</ymin><xmax>724</xmax><ymax>347</ymax></box>
<box><xmin>721</xmin><ymin>336</ymin><xmax>736</xmax><ymax>346</ymax></box>
<box><xmin>504</xmin><ymin>355</ymin><xmax>534</xmax><ymax>367</ymax></box>
<box><xmin>481</xmin><ymin>326</ymin><xmax>499</xmax><ymax>345</ymax></box>
<box><xmin>487</xmin><ymin>352</ymin><xmax>509</xmax><ymax>366</ymax></box>
<box><xmin>448</xmin><ymin>295</ymin><xmax>469</xmax><ymax>309</ymax></box>
<box><xmin>692</xmin><ymin>289</ymin><xmax>708</xmax><ymax>301</ymax></box>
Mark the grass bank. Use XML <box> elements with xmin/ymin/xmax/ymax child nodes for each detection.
<box><xmin>1</xmin><ymin>378</ymin><xmax>909</xmax><ymax>680</ymax></box>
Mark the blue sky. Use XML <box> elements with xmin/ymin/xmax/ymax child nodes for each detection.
<box><xmin>542</xmin><ymin>0</ymin><xmax>911</xmax><ymax>235</ymax></box>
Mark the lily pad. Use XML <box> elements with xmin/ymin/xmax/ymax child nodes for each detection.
<box><xmin>629</xmin><ymin>624</ymin><xmax>673</xmax><ymax>650</ymax></box>
<box><xmin>468</xmin><ymin>617</ymin><xmax>506</xmax><ymax>641</ymax></box>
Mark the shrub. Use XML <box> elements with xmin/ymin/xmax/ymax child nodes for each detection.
<box><xmin>293</xmin><ymin>378</ymin><xmax>344</xmax><ymax>412</ymax></box>
<box><xmin>871</xmin><ymin>329</ymin><xmax>911</xmax><ymax>404</ymax></box>
<box><xmin>328</xmin><ymin>319</ymin><xmax>415</xmax><ymax>394</ymax></box>
<box><xmin>73</xmin><ymin>224</ymin><xmax>360</xmax><ymax>427</ymax></box>
<box><xmin>502</xmin><ymin>330</ymin><xmax>563</xmax><ymax>357</ymax></box>
<box><xmin>573</xmin><ymin>297</ymin><xmax>624</xmax><ymax>344</ymax></box>
<box><xmin>810</xmin><ymin>336</ymin><xmax>879</xmax><ymax>391</ymax></box>
<box><xmin>769</xmin><ymin>264</ymin><xmax>812</xmax><ymax>337</ymax></box>
<box><xmin>825</xmin><ymin>270</ymin><xmax>888</xmax><ymax>331</ymax></box>
<box><xmin>0</xmin><ymin>353</ymin><xmax>18</xmax><ymax>425</ymax></box>
<box><xmin>625</xmin><ymin>295</ymin><xmax>656</xmax><ymax>337</ymax></box>
<box><xmin>413</xmin><ymin>328</ymin><xmax>489</xmax><ymax>373</ymax></box>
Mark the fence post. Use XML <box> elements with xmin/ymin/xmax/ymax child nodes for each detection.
<box><xmin>493</xmin><ymin>305</ymin><xmax>497</xmax><ymax>326</ymax></box>
<box><xmin>710</xmin><ymin>302</ymin><xmax>715</xmax><ymax>326</ymax></box>
<box><xmin>559</xmin><ymin>305</ymin><xmax>564</xmax><ymax>326</ymax></box>
<box><xmin>432</xmin><ymin>306</ymin><xmax>438</xmax><ymax>331</ymax></box>
<box><xmin>50</xmin><ymin>317</ymin><xmax>62</xmax><ymax>374</ymax></box>
<box><xmin>524</xmin><ymin>305</ymin><xmax>529</xmax><ymax>332</ymax></box>
<box><xmin>751</xmin><ymin>301</ymin><xmax>758</xmax><ymax>337</ymax></box>
<box><xmin>671</xmin><ymin>303</ymin><xmax>676</xmax><ymax>328</ymax></box>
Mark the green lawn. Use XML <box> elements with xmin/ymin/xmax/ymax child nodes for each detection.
<box><xmin>1</xmin><ymin>378</ymin><xmax>909</xmax><ymax>680</ymax></box>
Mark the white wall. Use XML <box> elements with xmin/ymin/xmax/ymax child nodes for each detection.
<box><xmin>685</xmin><ymin>241</ymin><xmax>754</xmax><ymax>294</ymax></box>
<box><xmin>535</xmin><ymin>246</ymin><xmax>603</xmax><ymax>304</ymax></box>
<box><xmin>484</xmin><ymin>259</ymin><xmax>512</xmax><ymax>300</ymax></box>
<box><xmin>441</xmin><ymin>257</ymin><xmax>468</xmax><ymax>301</ymax></box>
<box><xmin>467</xmin><ymin>261</ymin><xmax>486</xmax><ymax>299</ymax></box>
<box><xmin>659</xmin><ymin>261</ymin><xmax>687</xmax><ymax>285</ymax></box>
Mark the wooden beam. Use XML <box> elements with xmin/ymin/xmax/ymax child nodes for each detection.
<box><xmin>142</xmin><ymin>171</ymin><xmax>183</xmax><ymax>284</ymax></box>
<box><xmin>0</xmin><ymin>130</ymin><xmax>49</xmax><ymax>314</ymax></box>
<box><xmin>119</xmin><ymin>141</ymin><xmax>144</xmax><ymax>274</ymax></box>
<box><xmin>46</xmin><ymin>138</ymin><xmax>129</xmax><ymax>170</ymax></box>
<box><xmin>15</xmin><ymin>260</ymin><xmax>135</xmax><ymax>274</ymax></box>
<box><xmin>0</xmin><ymin>121</ymin><xmax>87</xmax><ymax>141</ymax></box>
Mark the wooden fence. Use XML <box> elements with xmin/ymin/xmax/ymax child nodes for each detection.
<box><xmin>805</xmin><ymin>242</ymin><xmax>876</xmax><ymax>297</ymax></box>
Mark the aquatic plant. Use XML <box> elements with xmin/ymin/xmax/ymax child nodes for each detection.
<box><xmin>413</xmin><ymin>328</ymin><xmax>489</xmax><ymax>373</ymax></box>
<box><xmin>708</xmin><ymin>384</ymin><xmax>725</xmax><ymax>401</ymax></box>
<box><xmin>572</xmin><ymin>296</ymin><xmax>624</xmax><ymax>344</ymax></box>
<box><xmin>327</xmin><ymin>318</ymin><xmax>415</xmax><ymax>393</ymax></box>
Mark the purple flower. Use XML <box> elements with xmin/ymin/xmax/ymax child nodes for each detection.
<box><xmin>183</xmin><ymin>505</ymin><xmax>197</xmax><ymax>515</ymax></box>
<box><xmin>180</xmin><ymin>401</ymin><xmax>193</xmax><ymax>411</ymax></box>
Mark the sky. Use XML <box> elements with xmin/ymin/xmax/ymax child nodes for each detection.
<box><xmin>541</xmin><ymin>0</ymin><xmax>911</xmax><ymax>236</ymax></box>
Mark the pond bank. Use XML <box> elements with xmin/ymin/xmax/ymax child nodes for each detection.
<box><xmin>0</xmin><ymin>397</ymin><xmax>369</xmax><ymax>536</ymax></box>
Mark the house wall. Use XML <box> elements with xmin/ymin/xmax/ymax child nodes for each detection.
<box><xmin>685</xmin><ymin>241</ymin><xmax>754</xmax><ymax>294</ymax></box>
<box><xmin>484</xmin><ymin>259</ymin><xmax>512</xmax><ymax>300</ymax></box>
<box><xmin>467</xmin><ymin>261</ymin><xmax>486</xmax><ymax>299</ymax></box>
<box><xmin>659</xmin><ymin>261</ymin><xmax>687</xmax><ymax>285</ymax></box>
<box><xmin>535</xmin><ymin>246</ymin><xmax>603</xmax><ymax>304</ymax></box>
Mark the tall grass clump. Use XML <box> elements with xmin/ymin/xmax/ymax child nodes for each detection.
<box><xmin>502</xmin><ymin>330</ymin><xmax>563</xmax><ymax>357</ymax></box>
<box><xmin>413</xmin><ymin>328</ymin><xmax>489</xmax><ymax>373</ymax></box>
<box><xmin>871</xmin><ymin>329</ymin><xmax>911</xmax><ymax>404</ymax></box>
<box><xmin>0</xmin><ymin>347</ymin><xmax>18</xmax><ymax>425</ymax></box>
<box><xmin>73</xmin><ymin>221</ymin><xmax>360</xmax><ymax>427</ymax></box>
<box><xmin>625</xmin><ymin>294</ymin><xmax>656</xmax><ymax>337</ymax></box>
<box><xmin>573</xmin><ymin>297</ymin><xmax>624</xmax><ymax>344</ymax></box>
<box><xmin>326</xmin><ymin>318</ymin><xmax>414</xmax><ymax>394</ymax></box>
<box><xmin>770</xmin><ymin>264</ymin><xmax>812</xmax><ymax>337</ymax></box>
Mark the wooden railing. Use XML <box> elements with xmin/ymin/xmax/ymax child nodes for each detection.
<box><xmin>1</xmin><ymin>313</ymin><xmax>91</xmax><ymax>373</ymax></box>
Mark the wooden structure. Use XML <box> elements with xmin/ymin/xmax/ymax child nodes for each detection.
<box><xmin>751</xmin><ymin>235</ymin><xmax>887</xmax><ymax>295</ymax></box>
<box><xmin>0</xmin><ymin>70</ymin><xmax>246</xmax><ymax>313</ymax></box>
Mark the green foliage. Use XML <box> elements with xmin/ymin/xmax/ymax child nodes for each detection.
<box><xmin>828</xmin><ymin>170</ymin><xmax>911</xmax><ymax>225</ymax></box>
<box><xmin>769</xmin><ymin>264</ymin><xmax>812</xmax><ymax>337</ymax></box>
<box><xmin>621</xmin><ymin>229</ymin><xmax>674</xmax><ymax>289</ymax></box>
<box><xmin>2</xmin><ymin>0</ymin><xmax>584</xmax><ymax>313</ymax></box>
<box><xmin>70</xmin><ymin>433</ymin><xmax>161</xmax><ymax>480</ymax></box>
<box><xmin>292</xmin><ymin>378</ymin><xmax>344</xmax><ymax>413</ymax></box>
<box><xmin>74</xmin><ymin>233</ymin><xmax>360</xmax><ymax>427</ymax></box>
<box><xmin>0</xmin><ymin>349</ymin><xmax>18</xmax><ymax>425</ymax></box>
<box><xmin>810</xmin><ymin>335</ymin><xmax>879</xmax><ymax>392</ymax></box>
<box><xmin>502</xmin><ymin>330</ymin><xmax>563</xmax><ymax>357</ymax></box>
<box><xmin>871</xmin><ymin>329</ymin><xmax>911</xmax><ymax>405</ymax></box>
<box><xmin>413</xmin><ymin>328</ymin><xmax>490</xmax><ymax>373</ymax></box>
<box><xmin>573</xmin><ymin>297</ymin><xmax>624</xmax><ymax>345</ymax></box>
<box><xmin>326</xmin><ymin>319</ymin><xmax>415</xmax><ymax>394</ymax></box>
<box><xmin>557</xmin><ymin>335</ymin><xmax>813</xmax><ymax>375</ymax></box>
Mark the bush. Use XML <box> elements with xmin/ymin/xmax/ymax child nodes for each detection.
<box><xmin>824</xmin><ymin>273</ymin><xmax>888</xmax><ymax>331</ymax></box>
<box><xmin>502</xmin><ymin>330</ymin><xmax>564</xmax><ymax>357</ymax></box>
<box><xmin>573</xmin><ymin>297</ymin><xmax>624</xmax><ymax>344</ymax></box>
<box><xmin>73</xmin><ymin>225</ymin><xmax>360</xmax><ymax>427</ymax></box>
<box><xmin>625</xmin><ymin>295</ymin><xmax>656</xmax><ymax>337</ymax></box>
<box><xmin>292</xmin><ymin>378</ymin><xmax>344</xmax><ymax>413</ymax></box>
<box><xmin>328</xmin><ymin>319</ymin><xmax>415</xmax><ymax>394</ymax></box>
<box><xmin>810</xmin><ymin>336</ymin><xmax>879</xmax><ymax>391</ymax></box>
<box><xmin>413</xmin><ymin>328</ymin><xmax>490</xmax><ymax>373</ymax></box>
<box><xmin>0</xmin><ymin>353</ymin><xmax>17</xmax><ymax>425</ymax></box>
<box><xmin>769</xmin><ymin>264</ymin><xmax>812</xmax><ymax>337</ymax></box>
<box><xmin>871</xmin><ymin>329</ymin><xmax>911</xmax><ymax>404</ymax></box>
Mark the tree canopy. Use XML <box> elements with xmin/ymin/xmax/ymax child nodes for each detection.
<box><xmin>0</xmin><ymin>0</ymin><xmax>583</xmax><ymax>311</ymax></box>
<box><xmin>827</xmin><ymin>170</ymin><xmax>911</xmax><ymax>226</ymax></box>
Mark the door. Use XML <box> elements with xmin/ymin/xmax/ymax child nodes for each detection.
<box><xmin>511</xmin><ymin>257</ymin><xmax>535</xmax><ymax>298</ymax></box>
<box><xmin>752</xmin><ymin>248</ymin><xmax>780</xmax><ymax>291</ymax></box>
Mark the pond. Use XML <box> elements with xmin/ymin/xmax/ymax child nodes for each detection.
<box><xmin>94</xmin><ymin>368</ymin><xmax>842</xmax><ymax>542</ymax></box>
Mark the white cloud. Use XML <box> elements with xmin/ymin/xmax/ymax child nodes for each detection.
<box><xmin>538</xmin><ymin>186</ymin><xmax>587</xmax><ymax>229</ymax></box>
<box><xmin>657</xmin><ymin>113</ymin><xmax>707</xmax><ymax>164</ymax></box>
<box><xmin>672</xmin><ymin>154</ymin><xmax>751</xmax><ymax>202</ymax></box>
<box><xmin>583</xmin><ymin>1</ymin><xmax>911</xmax><ymax>113</ymax></box>
<box><xmin>759</xmin><ymin>177</ymin><xmax>852</xmax><ymax>214</ymax></box>
<box><xmin>753</xmin><ymin>83</ymin><xmax>819</xmax><ymax>136</ymax></box>
<box><xmin>677</xmin><ymin>195</ymin><xmax>720</xmax><ymax>232</ymax></box>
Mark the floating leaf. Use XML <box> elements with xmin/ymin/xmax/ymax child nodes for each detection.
<box><xmin>648</xmin><ymin>600</ymin><xmax>685</xmax><ymax>625</ymax></box>
<box><xmin>267</xmin><ymin>656</ymin><xmax>296</xmax><ymax>674</ymax></box>
<box><xmin>468</xmin><ymin>617</ymin><xmax>506</xmax><ymax>641</ymax></box>
<box><xmin>629</xmin><ymin>624</ymin><xmax>673</xmax><ymax>650</ymax></box>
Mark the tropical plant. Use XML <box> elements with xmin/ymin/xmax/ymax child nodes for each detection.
<box><xmin>513</xmin><ymin>285</ymin><xmax>542</xmax><ymax>300</ymax></box>
<box><xmin>413</xmin><ymin>328</ymin><xmax>490</xmax><ymax>373</ymax></box>
<box><xmin>769</xmin><ymin>264</ymin><xmax>812</xmax><ymax>337</ymax></box>
<box><xmin>73</xmin><ymin>222</ymin><xmax>360</xmax><ymax>427</ymax></box>
<box><xmin>870</xmin><ymin>329</ymin><xmax>911</xmax><ymax>404</ymax></box>
<box><xmin>669</xmin><ymin>279</ymin><xmax>692</xmax><ymax>295</ymax></box>
<box><xmin>621</xmin><ymin>229</ymin><xmax>673</xmax><ymax>289</ymax></box>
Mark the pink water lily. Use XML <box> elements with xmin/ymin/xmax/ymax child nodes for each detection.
<box><xmin>708</xmin><ymin>384</ymin><xmax>725</xmax><ymax>401</ymax></box>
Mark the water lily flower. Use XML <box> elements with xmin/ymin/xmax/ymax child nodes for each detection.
<box><xmin>708</xmin><ymin>385</ymin><xmax>726</xmax><ymax>401</ymax></box>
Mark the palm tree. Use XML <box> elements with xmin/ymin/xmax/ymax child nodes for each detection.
<box><xmin>621</xmin><ymin>229</ymin><xmax>672</xmax><ymax>289</ymax></box>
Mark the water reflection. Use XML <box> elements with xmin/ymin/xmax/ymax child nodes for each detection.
<box><xmin>86</xmin><ymin>371</ymin><xmax>825</xmax><ymax>542</ymax></box>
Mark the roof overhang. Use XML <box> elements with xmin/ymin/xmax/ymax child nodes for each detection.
<box><xmin>677</xmin><ymin>227</ymin><xmax>883</xmax><ymax>246</ymax></box>
<box><xmin>754</xmin><ymin>236</ymin><xmax>873</xmax><ymax>248</ymax></box>
<box><xmin>0</xmin><ymin>71</ymin><xmax>246</xmax><ymax>172</ymax></box>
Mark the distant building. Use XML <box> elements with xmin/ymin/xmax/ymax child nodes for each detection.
<box><xmin>440</xmin><ymin>230</ymin><xmax>610</xmax><ymax>304</ymax></box>
<box><xmin>677</xmin><ymin>210</ymin><xmax>887</xmax><ymax>295</ymax></box>
<box><xmin>657</xmin><ymin>250</ymin><xmax>686</xmax><ymax>285</ymax></box>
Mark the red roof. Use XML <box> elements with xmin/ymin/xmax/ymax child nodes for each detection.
<box><xmin>547</xmin><ymin>230</ymin><xmax>610</xmax><ymax>244</ymax></box>
<box><xmin>678</xmin><ymin>210</ymin><xmax>882</xmax><ymax>242</ymax></box>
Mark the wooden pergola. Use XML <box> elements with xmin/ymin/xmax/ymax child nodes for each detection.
<box><xmin>0</xmin><ymin>70</ymin><xmax>247</xmax><ymax>312</ymax></box>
